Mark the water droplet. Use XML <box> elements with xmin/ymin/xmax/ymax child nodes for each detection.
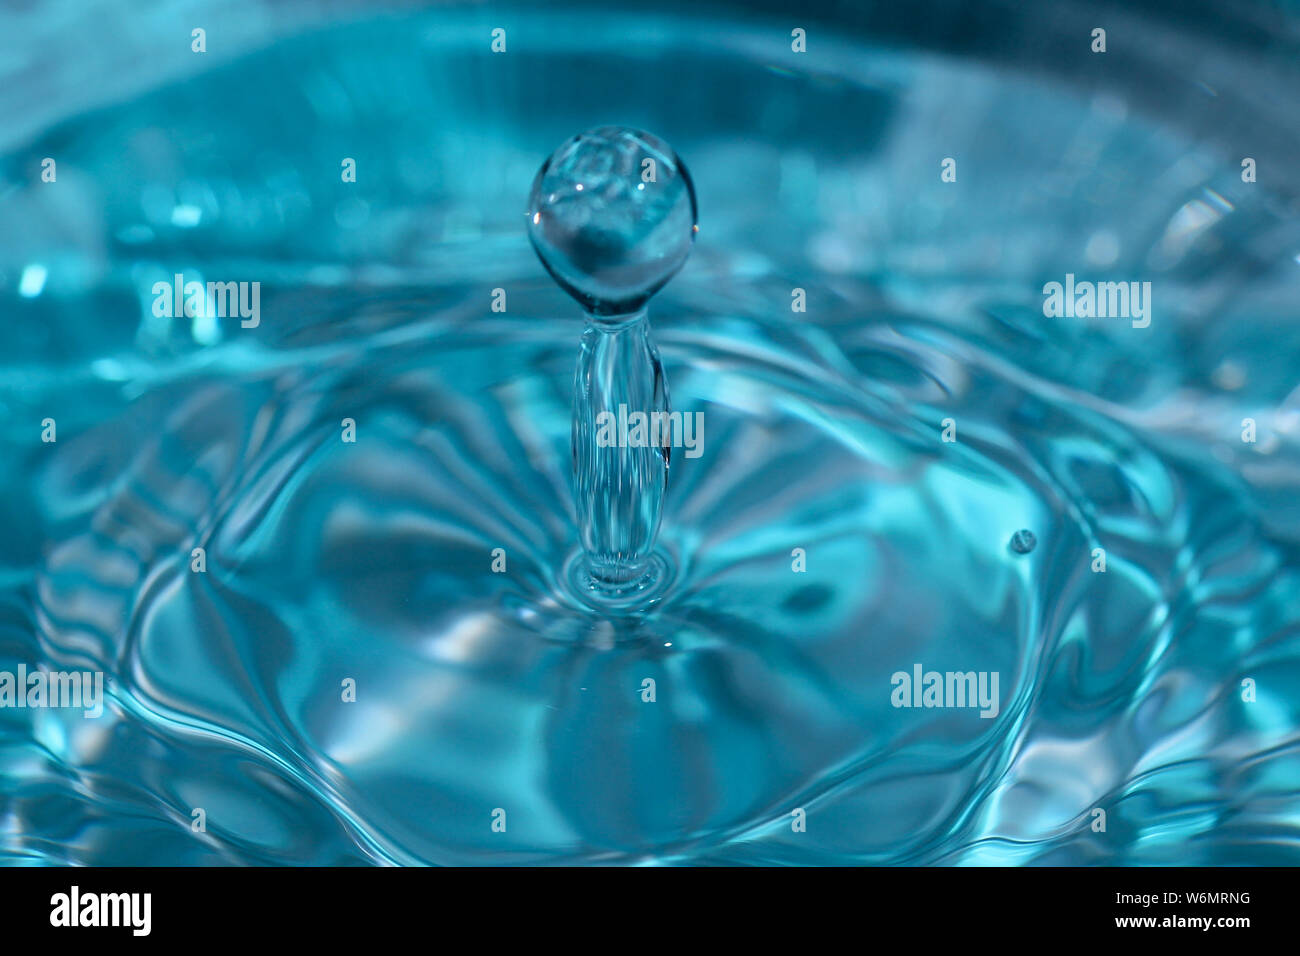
<box><xmin>527</xmin><ymin>127</ymin><xmax>697</xmax><ymax>610</ymax></box>
<box><xmin>526</xmin><ymin>126</ymin><xmax>697</xmax><ymax>317</ymax></box>
<box><xmin>1009</xmin><ymin>529</ymin><xmax>1037</xmax><ymax>554</ymax></box>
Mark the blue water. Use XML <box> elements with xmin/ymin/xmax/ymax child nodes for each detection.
<box><xmin>529</xmin><ymin>126</ymin><xmax>694</xmax><ymax>602</ymax></box>
<box><xmin>1</xmin><ymin>2</ymin><xmax>1299</xmax><ymax>865</ymax></box>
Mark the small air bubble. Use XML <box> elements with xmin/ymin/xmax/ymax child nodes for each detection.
<box><xmin>1009</xmin><ymin>529</ymin><xmax>1037</xmax><ymax>554</ymax></box>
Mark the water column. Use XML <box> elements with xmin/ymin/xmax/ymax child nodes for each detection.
<box><xmin>527</xmin><ymin>127</ymin><xmax>698</xmax><ymax>606</ymax></box>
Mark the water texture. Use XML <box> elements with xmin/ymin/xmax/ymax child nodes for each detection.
<box><xmin>0</xmin><ymin>1</ymin><xmax>1298</xmax><ymax>865</ymax></box>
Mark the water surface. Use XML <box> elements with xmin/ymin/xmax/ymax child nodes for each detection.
<box><xmin>0</xmin><ymin>1</ymin><xmax>1298</xmax><ymax>865</ymax></box>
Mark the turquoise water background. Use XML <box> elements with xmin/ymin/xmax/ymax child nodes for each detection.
<box><xmin>0</xmin><ymin>1</ymin><xmax>1298</xmax><ymax>864</ymax></box>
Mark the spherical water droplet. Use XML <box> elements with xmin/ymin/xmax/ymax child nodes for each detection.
<box><xmin>1009</xmin><ymin>529</ymin><xmax>1037</xmax><ymax>554</ymax></box>
<box><xmin>527</xmin><ymin>126</ymin><xmax>697</xmax><ymax>317</ymax></box>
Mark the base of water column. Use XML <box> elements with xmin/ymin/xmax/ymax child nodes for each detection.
<box><xmin>561</xmin><ymin>549</ymin><xmax>675</xmax><ymax>613</ymax></box>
